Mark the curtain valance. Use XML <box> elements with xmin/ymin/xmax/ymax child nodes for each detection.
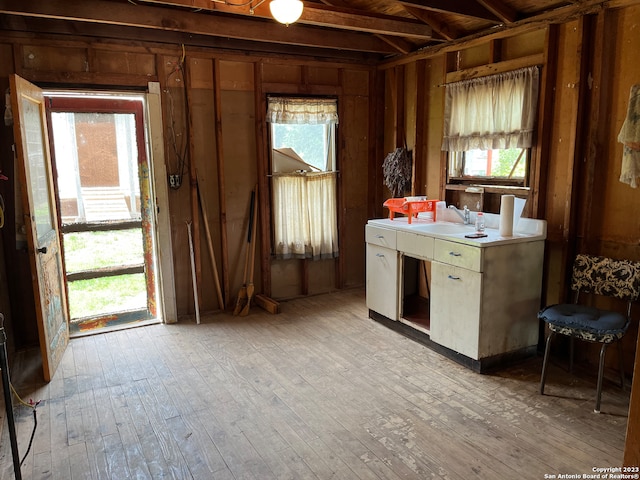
<box><xmin>267</xmin><ymin>97</ymin><xmax>338</xmax><ymax>125</ymax></box>
<box><xmin>441</xmin><ymin>66</ymin><xmax>540</xmax><ymax>152</ymax></box>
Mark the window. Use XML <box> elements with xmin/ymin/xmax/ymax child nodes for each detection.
<box><xmin>442</xmin><ymin>66</ymin><xmax>539</xmax><ymax>185</ymax></box>
<box><xmin>267</xmin><ymin>97</ymin><xmax>338</xmax><ymax>260</ymax></box>
<box><xmin>448</xmin><ymin>148</ymin><xmax>528</xmax><ymax>183</ymax></box>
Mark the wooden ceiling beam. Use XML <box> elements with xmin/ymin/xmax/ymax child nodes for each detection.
<box><xmin>135</xmin><ymin>0</ymin><xmax>433</xmax><ymax>39</ymax></box>
<box><xmin>381</xmin><ymin>0</ymin><xmax>613</xmax><ymax>68</ymax></box>
<box><xmin>377</xmin><ymin>36</ymin><xmax>414</xmax><ymax>55</ymax></box>
<box><xmin>0</xmin><ymin>0</ymin><xmax>400</xmax><ymax>54</ymax></box>
<box><xmin>313</xmin><ymin>0</ymin><xmax>419</xmax><ymax>55</ymax></box>
<box><xmin>475</xmin><ymin>0</ymin><xmax>519</xmax><ymax>24</ymax></box>
<box><xmin>402</xmin><ymin>5</ymin><xmax>460</xmax><ymax>41</ymax></box>
<box><xmin>0</xmin><ymin>16</ymin><xmax>381</xmax><ymax>63</ymax></box>
<box><xmin>397</xmin><ymin>0</ymin><xmax>502</xmax><ymax>22</ymax></box>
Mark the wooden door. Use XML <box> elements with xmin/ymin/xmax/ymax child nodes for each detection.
<box><xmin>10</xmin><ymin>74</ymin><xmax>69</xmax><ymax>382</ymax></box>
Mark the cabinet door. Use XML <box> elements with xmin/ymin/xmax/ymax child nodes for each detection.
<box><xmin>430</xmin><ymin>261</ymin><xmax>482</xmax><ymax>359</ymax></box>
<box><xmin>366</xmin><ymin>244</ymin><xmax>399</xmax><ymax>320</ymax></box>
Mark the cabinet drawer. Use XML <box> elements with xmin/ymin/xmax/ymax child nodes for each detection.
<box><xmin>366</xmin><ymin>225</ymin><xmax>397</xmax><ymax>249</ymax></box>
<box><xmin>397</xmin><ymin>231</ymin><xmax>434</xmax><ymax>260</ymax></box>
<box><xmin>433</xmin><ymin>239</ymin><xmax>483</xmax><ymax>272</ymax></box>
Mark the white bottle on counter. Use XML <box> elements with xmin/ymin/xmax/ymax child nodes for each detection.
<box><xmin>475</xmin><ymin>212</ymin><xmax>485</xmax><ymax>233</ymax></box>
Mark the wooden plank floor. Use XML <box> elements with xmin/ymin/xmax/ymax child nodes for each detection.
<box><xmin>0</xmin><ymin>289</ymin><xmax>630</xmax><ymax>480</ymax></box>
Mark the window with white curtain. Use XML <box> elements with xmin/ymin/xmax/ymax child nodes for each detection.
<box><xmin>267</xmin><ymin>97</ymin><xmax>339</xmax><ymax>260</ymax></box>
<box><xmin>442</xmin><ymin>66</ymin><xmax>539</xmax><ymax>184</ymax></box>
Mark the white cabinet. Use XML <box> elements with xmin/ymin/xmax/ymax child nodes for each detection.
<box><xmin>366</xmin><ymin>226</ymin><xmax>399</xmax><ymax>320</ymax></box>
<box><xmin>365</xmin><ymin>218</ymin><xmax>546</xmax><ymax>367</ymax></box>
<box><xmin>430</xmin><ymin>238</ymin><xmax>545</xmax><ymax>360</ymax></box>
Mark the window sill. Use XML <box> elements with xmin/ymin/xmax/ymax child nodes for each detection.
<box><xmin>444</xmin><ymin>184</ymin><xmax>529</xmax><ymax>215</ymax></box>
<box><xmin>445</xmin><ymin>184</ymin><xmax>530</xmax><ymax>196</ymax></box>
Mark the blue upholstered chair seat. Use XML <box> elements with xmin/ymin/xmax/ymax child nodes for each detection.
<box><xmin>538</xmin><ymin>304</ymin><xmax>627</xmax><ymax>343</ymax></box>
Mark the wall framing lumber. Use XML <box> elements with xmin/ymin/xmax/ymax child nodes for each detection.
<box><xmin>528</xmin><ymin>25</ymin><xmax>557</xmax><ymax>220</ymax></box>
<box><xmin>184</xmin><ymin>58</ymin><xmax>202</xmax><ymax>312</ymax></box>
<box><xmin>444</xmin><ymin>53</ymin><xmax>544</xmax><ymax>83</ymax></box>
<box><xmin>336</xmin><ymin>68</ymin><xmax>346</xmax><ymax>289</ymax></box>
<box><xmin>254</xmin><ymin>61</ymin><xmax>271</xmax><ymax>298</ymax></box>
<box><xmin>413</xmin><ymin>59</ymin><xmax>427</xmax><ymax>196</ymax></box>
<box><xmin>212</xmin><ymin>58</ymin><xmax>231</xmax><ymax>308</ymax></box>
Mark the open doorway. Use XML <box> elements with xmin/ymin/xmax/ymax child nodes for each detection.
<box><xmin>45</xmin><ymin>92</ymin><xmax>160</xmax><ymax>336</ymax></box>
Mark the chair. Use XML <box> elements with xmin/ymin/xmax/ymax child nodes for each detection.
<box><xmin>538</xmin><ymin>254</ymin><xmax>640</xmax><ymax>413</ymax></box>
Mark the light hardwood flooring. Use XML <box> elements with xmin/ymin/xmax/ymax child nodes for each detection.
<box><xmin>0</xmin><ymin>289</ymin><xmax>631</xmax><ymax>479</ymax></box>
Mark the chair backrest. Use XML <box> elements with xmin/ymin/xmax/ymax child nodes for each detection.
<box><xmin>571</xmin><ymin>254</ymin><xmax>640</xmax><ymax>302</ymax></box>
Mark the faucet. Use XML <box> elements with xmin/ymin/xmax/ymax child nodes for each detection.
<box><xmin>448</xmin><ymin>205</ymin><xmax>471</xmax><ymax>224</ymax></box>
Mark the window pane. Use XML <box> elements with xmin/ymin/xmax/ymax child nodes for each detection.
<box><xmin>51</xmin><ymin>111</ymin><xmax>141</xmax><ymax>224</ymax></box>
<box><xmin>63</xmin><ymin>229</ymin><xmax>144</xmax><ymax>273</ymax></box>
<box><xmin>272</xmin><ymin>123</ymin><xmax>328</xmax><ymax>171</ymax></box>
<box><xmin>456</xmin><ymin>148</ymin><xmax>526</xmax><ymax>179</ymax></box>
<box><xmin>67</xmin><ymin>273</ymin><xmax>146</xmax><ymax>319</ymax></box>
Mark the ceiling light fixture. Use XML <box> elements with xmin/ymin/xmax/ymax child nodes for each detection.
<box><xmin>269</xmin><ymin>0</ymin><xmax>304</xmax><ymax>25</ymax></box>
<box><xmin>214</xmin><ymin>0</ymin><xmax>304</xmax><ymax>26</ymax></box>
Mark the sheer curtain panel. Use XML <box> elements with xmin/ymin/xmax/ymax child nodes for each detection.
<box><xmin>442</xmin><ymin>66</ymin><xmax>540</xmax><ymax>152</ymax></box>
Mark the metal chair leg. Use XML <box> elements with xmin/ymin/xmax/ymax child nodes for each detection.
<box><xmin>617</xmin><ymin>341</ymin><xmax>625</xmax><ymax>389</ymax></box>
<box><xmin>569</xmin><ymin>336</ymin><xmax>574</xmax><ymax>374</ymax></box>
<box><xmin>540</xmin><ymin>332</ymin><xmax>554</xmax><ymax>395</ymax></box>
<box><xmin>595</xmin><ymin>343</ymin><xmax>608</xmax><ymax>414</ymax></box>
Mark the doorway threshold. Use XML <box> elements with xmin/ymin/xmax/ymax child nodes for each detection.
<box><xmin>70</xmin><ymin>309</ymin><xmax>161</xmax><ymax>338</ymax></box>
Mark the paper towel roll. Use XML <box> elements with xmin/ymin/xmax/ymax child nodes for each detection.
<box><xmin>499</xmin><ymin>195</ymin><xmax>515</xmax><ymax>236</ymax></box>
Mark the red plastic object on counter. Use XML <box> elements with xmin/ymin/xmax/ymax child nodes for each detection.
<box><xmin>383</xmin><ymin>198</ymin><xmax>438</xmax><ymax>224</ymax></box>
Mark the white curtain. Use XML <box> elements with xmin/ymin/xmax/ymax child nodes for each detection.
<box><xmin>267</xmin><ymin>97</ymin><xmax>339</xmax><ymax>125</ymax></box>
<box><xmin>442</xmin><ymin>66</ymin><xmax>540</xmax><ymax>152</ymax></box>
<box><xmin>272</xmin><ymin>172</ymin><xmax>338</xmax><ymax>260</ymax></box>
<box><xmin>268</xmin><ymin>97</ymin><xmax>339</xmax><ymax>260</ymax></box>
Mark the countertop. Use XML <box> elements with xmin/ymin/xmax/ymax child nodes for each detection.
<box><xmin>367</xmin><ymin>215</ymin><xmax>547</xmax><ymax>247</ymax></box>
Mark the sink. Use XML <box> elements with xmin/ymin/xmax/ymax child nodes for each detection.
<box><xmin>413</xmin><ymin>222</ymin><xmax>475</xmax><ymax>235</ymax></box>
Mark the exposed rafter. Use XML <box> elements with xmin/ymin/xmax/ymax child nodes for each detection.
<box><xmin>397</xmin><ymin>0</ymin><xmax>502</xmax><ymax>22</ymax></box>
<box><xmin>0</xmin><ymin>0</ymin><xmax>400</xmax><ymax>54</ymax></box>
<box><xmin>0</xmin><ymin>0</ymin><xmax>622</xmax><ymax>60</ymax></box>
<box><xmin>134</xmin><ymin>0</ymin><xmax>433</xmax><ymax>39</ymax></box>
<box><xmin>402</xmin><ymin>5</ymin><xmax>460</xmax><ymax>41</ymax></box>
<box><xmin>315</xmin><ymin>0</ymin><xmax>419</xmax><ymax>54</ymax></box>
<box><xmin>475</xmin><ymin>0</ymin><xmax>519</xmax><ymax>24</ymax></box>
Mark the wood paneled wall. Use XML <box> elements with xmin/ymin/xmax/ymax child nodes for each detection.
<box><xmin>379</xmin><ymin>1</ymin><xmax>640</xmax><ymax>389</ymax></box>
<box><xmin>0</xmin><ymin>32</ymin><xmax>375</xmax><ymax>333</ymax></box>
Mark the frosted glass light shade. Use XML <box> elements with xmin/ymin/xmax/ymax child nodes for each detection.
<box><xmin>269</xmin><ymin>0</ymin><xmax>303</xmax><ymax>25</ymax></box>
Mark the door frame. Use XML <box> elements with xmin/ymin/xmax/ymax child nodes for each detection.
<box><xmin>46</xmin><ymin>93</ymin><xmax>158</xmax><ymax>333</ymax></box>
